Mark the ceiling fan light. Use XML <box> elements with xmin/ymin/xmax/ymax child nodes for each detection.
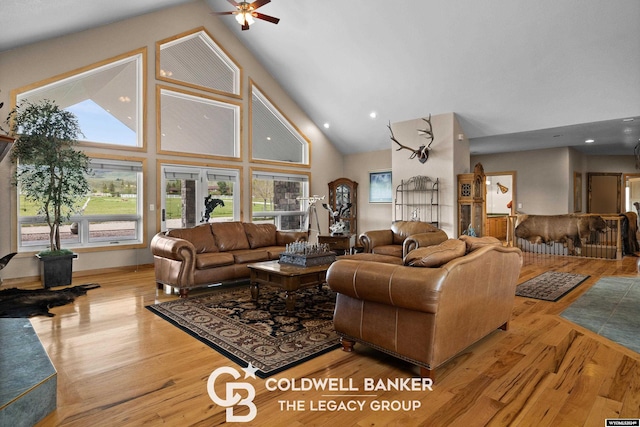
<box><xmin>235</xmin><ymin>12</ymin><xmax>255</xmax><ymax>26</ymax></box>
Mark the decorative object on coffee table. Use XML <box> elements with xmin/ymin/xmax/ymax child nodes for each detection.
<box><xmin>515</xmin><ymin>271</ymin><xmax>589</xmax><ymax>301</ymax></box>
<box><xmin>146</xmin><ymin>284</ymin><xmax>339</xmax><ymax>378</ymax></box>
<box><xmin>278</xmin><ymin>241</ymin><xmax>336</xmax><ymax>267</ymax></box>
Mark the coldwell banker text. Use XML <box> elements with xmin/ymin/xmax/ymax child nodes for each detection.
<box><xmin>266</xmin><ymin>377</ymin><xmax>433</xmax><ymax>413</ymax></box>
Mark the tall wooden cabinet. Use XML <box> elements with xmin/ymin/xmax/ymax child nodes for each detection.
<box><xmin>327</xmin><ymin>178</ymin><xmax>358</xmax><ymax>235</ymax></box>
<box><xmin>457</xmin><ymin>163</ymin><xmax>486</xmax><ymax>236</ymax></box>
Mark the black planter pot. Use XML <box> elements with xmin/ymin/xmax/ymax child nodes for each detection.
<box><xmin>36</xmin><ymin>253</ymin><xmax>77</xmax><ymax>288</ymax></box>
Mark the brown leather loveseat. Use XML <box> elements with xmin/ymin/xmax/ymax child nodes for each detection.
<box><xmin>327</xmin><ymin>236</ymin><xmax>522</xmax><ymax>378</ymax></box>
<box><xmin>359</xmin><ymin>220</ymin><xmax>448</xmax><ymax>258</ymax></box>
<box><xmin>151</xmin><ymin>222</ymin><xmax>308</xmax><ymax>297</ymax></box>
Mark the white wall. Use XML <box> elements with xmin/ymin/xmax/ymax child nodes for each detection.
<box><xmin>472</xmin><ymin>147</ymin><xmax>571</xmax><ymax>215</ymax></box>
<box><xmin>343</xmin><ymin>149</ymin><xmax>392</xmax><ymax>234</ymax></box>
<box><xmin>391</xmin><ymin>113</ymin><xmax>469</xmax><ymax>238</ymax></box>
<box><xmin>473</xmin><ymin>148</ymin><xmax>637</xmax><ymax>215</ymax></box>
<box><xmin>0</xmin><ymin>1</ymin><xmax>344</xmax><ymax>281</ymax></box>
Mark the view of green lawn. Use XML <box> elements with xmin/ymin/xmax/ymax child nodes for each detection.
<box><xmin>21</xmin><ymin>195</ymin><xmax>276</xmax><ymax>219</ymax></box>
<box><xmin>19</xmin><ymin>195</ymin><xmax>138</xmax><ymax>216</ymax></box>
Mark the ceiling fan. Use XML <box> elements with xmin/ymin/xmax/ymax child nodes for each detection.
<box><xmin>214</xmin><ymin>0</ymin><xmax>280</xmax><ymax>31</ymax></box>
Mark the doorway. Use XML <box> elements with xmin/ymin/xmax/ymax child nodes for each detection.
<box><xmin>587</xmin><ymin>173</ymin><xmax>621</xmax><ymax>214</ymax></box>
<box><xmin>485</xmin><ymin>171</ymin><xmax>516</xmax><ymax>240</ymax></box>
<box><xmin>160</xmin><ymin>164</ymin><xmax>240</xmax><ymax>231</ymax></box>
<box><xmin>624</xmin><ymin>173</ymin><xmax>640</xmax><ymax>215</ymax></box>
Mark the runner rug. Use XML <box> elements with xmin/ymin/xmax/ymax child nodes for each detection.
<box><xmin>561</xmin><ymin>276</ymin><xmax>640</xmax><ymax>353</ymax></box>
<box><xmin>146</xmin><ymin>284</ymin><xmax>339</xmax><ymax>378</ymax></box>
<box><xmin>515</xmin><ymin>271</ymin><xmax>590</xmax><ymax>301</ymax></box>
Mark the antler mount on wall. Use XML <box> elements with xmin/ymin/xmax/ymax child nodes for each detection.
<box><xmin>388</xmin><ymin>114</ymin><xmax>434</xmax><ymax>164</ymax></box>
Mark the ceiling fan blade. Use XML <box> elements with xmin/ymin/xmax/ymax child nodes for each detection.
<box><xmin>226</xmin><ymin>0</ymin><xmax>240</xmax><ymax>7</ymax></box>
<box><xmin>213</xmin><ymin>11</ymin><xmax>236</xmax><ymax>15</ymax></box>
<box><xmin>253</xmin><ymin>12</ymin><xmax>280</xmax><ymax>24</ymax></box>
<box><xmin>249</xmin><ymin>0</ymin><xmax>271</xmax><ymax>10</ymax></box>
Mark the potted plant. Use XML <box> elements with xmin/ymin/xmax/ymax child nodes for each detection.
<box><xmin>7</xmin><ymin>99</ymin><xmax>91</xmax><ymax>287</ymax></box>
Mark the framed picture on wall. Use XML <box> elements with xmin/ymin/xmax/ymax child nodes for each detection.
<box><xmin>574</xmin><ymin>172</ymin><xmax>582</xmax><ymax>212</ymax></box>
<box><xmin>369</xmin><ymin>170</ymin><xmax>392</xmax><ymax>203</ymax></box>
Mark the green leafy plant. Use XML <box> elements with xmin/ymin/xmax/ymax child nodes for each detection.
<box><xmin>8</xmin><ymin>99</ymin><xmax>91</xmax><ymax>254</ymax></box>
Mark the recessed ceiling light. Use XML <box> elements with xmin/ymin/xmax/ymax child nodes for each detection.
<box><xmin>323</xmin><ymin>123</ymin><xmax>330</xmax><ymax>129</ymax></box>
<box><xmin>585</xmin><ymin>139</ymin><xmax>595</xmax><ymax>144</ymax></box>
<box><xmin>369</xmin><ymin>111</ymin><xmax>377</xmax><ymax>119</ymax></box>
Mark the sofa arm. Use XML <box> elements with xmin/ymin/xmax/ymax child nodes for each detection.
<box><xmin>403</xmin><ymin>230</ymin><xmax>448</xmax><ymax>258</ymax></box>
<box><xmin>151</xmin><ymin>232</ymin><xmax>197</xmax><ymax>263</ymax></box>
<box><xmin>327</xmin><ymin>260</ymin><xmax>448</xmax><ymax>314</ymax></box>
<box><xmin>359</xmin><ymin>230</ymin><xmax>393</xmax><ymax>253</ymax></box>
<box><xmin>276</xmin><ymin>230</ymin><xmax>309</xmax><ymax>245</ymax></box>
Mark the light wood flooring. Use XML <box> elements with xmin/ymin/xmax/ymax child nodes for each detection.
<box><xmin>14</xmin><ymin>253</ymin><xmax>640</xmax><ymax>426</ymax></box>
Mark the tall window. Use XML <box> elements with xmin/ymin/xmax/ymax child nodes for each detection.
<box><xmin>157</xmin><ymin>29</ymin><xmax>241</xmax><ymax>97</ymax></box>
<box><xmin>16</xmin><ymin>50</ymin><xmax>145</xmax><ymax>148</ymax></box>
<box><xmin>250</xmin><ymin>83</ymin><xmax>310</xmax><ymax>165</ymax></box>
<box><xmin>17</xmin><ymin>157</ymin><xmax>145</xmax><ymax>251</ymax></box>
<box><xmin>251</xmin><ymin>169</ymin><xmax>310</xmax><ymax>230</ymax></box>
<box><xmin>161</xmin><ymin>164</ymin><xmax>240</xmax><ymax>231</ymax></box>
<box><xmin>158</xmin><ymin>87</ymin><xmax>241</xmax><ymax>159</ymax></box>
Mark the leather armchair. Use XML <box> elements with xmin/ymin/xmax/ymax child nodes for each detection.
<box><xmin>359</xmin><ymin>221</ymin><xmax>448</xmax><ymax>258</ymax></box>
<box><xmin>327</xmin><ymin>241</ymin><xmax>523</xmax><ymax>379</ymax></box>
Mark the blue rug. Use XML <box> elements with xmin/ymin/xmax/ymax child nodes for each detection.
<box><xmin>560</xmin><ymin>276</ymin><xmax>640</xmax><ymax>354</ymax></box>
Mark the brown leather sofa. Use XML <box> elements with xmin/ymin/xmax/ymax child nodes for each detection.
<box><xmin>327</xmin><ymin>236</ymin><xmax>522</xmax><ymax>379</ymax></box>
<box><xmin>150</xmin><ymin>222</ymin><xmax>308</xmax><ymax>297</ymax></box>
<box><xmin>359</xmin><ymin>221</ymin><xmax>448</xmax><ymax>258</ymax></box>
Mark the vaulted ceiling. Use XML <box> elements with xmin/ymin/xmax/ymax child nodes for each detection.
<box><xmin>1</xmin><ymin>0</ymin><xmax>639</xmax><ymax>156</ymax></box>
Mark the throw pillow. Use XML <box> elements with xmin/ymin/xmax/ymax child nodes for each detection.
<box><xmin>404</xmin><ymin>239</ymin><xmax>466</xmax><ymax>267</ymax></box>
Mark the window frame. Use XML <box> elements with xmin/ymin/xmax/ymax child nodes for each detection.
<box><xmin>12</xmin><ymin>48</ymin><xmax>147</xmax><ymax>152</ymax></box>
<box><xmin>250</xmin><ymin>167</ymin><xmax>311</xmax><ymax>230</ymax></box>
<box><xmin>156</xmin><ymin>85</ymin><xmax>242</xmax><ymax>161</ymax></box>
<box><xmin>249</xmin><ymin>81</ymin><xmax>311</xmax><ymax>167</ymax></box>
<box><xmin>158</xmin><ymin>160</ymin><xmax>242</xmax><ymax>232</ymax></box>
<box><xmin>156</xmin><ymin>27</ymin><xmax>242</xmax><ymax>99</ymax></box>
<box><xmin>16</xmin><ymin>154</ymin><xmax>147</xmax><ymax>253</ymax></box>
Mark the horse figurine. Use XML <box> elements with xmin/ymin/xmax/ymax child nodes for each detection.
<box><xmin>201</xmin><ymin>196</ymin><xmax>225</xmax><ymax>222</ymax></box>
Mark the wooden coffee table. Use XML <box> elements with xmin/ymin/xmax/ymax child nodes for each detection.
<box><xmin>247</xmin><ymin>260</ymin><xmax>332</xmax><ymax>312</ymax></box>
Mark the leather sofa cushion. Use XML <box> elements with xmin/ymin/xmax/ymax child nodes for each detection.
<box><xmin>391</xmin><ymin>221</ymin><xmax>439</xmax><ymax>245</ymax></box>
<box><xmin>243</xmin><ymin>223</ymin><xmax>277</xmax><ymax>248</ymax></box>
<box><xmin>459</xmin><ymin>235</ymin><xmax>502</xmax><ymax>253</ymax></box>
<box><xmin>339</xmin><ymin>253</ymin><xmax>404</xmax><ymax>265</ymax></box>
<box><xmin>211</xmin><ymin>222</ymin><xmax>250</xmax><ymax>251</ymax></box>
<box><xmin>195</xmin><ymin>252</ymin><xmax>234</xmax><ymax>269</ymax></box>
<box><xmin>372</xmin><ymin>245</ymin><xmax>403</xmax><ymax>258</ymax></box>
<box><xmin>167</xmin><ymin>224</ymin><xmax>218</xmax><ymax>253</ymax></box>
<box><xmin>231</xmin><ymin>250</ymin><xmax>269</xmax><ymax>264</ymax></box>
<box><xmin>404</xmin><ymin>239</ymin><xmax>466</xmax><ymax>267</ymax></box>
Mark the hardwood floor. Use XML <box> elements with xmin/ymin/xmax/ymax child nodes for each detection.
<box><xmin>19</xmin><ymin>253</ymin><xmax>640</xmax><ymax>426</ymax></box>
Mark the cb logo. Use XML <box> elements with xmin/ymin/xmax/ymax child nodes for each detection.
<box><xmin>207</xmin><ymin>366</ymin><xmax>257</xmax><ymax>422</ymax></box>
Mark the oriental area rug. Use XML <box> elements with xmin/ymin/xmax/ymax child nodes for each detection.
<box><xmin>146</xmin><ymin>285</ymin><xmax>340</xmax><ymax>378</ymax></box>
<box><xmin>561</xmin><ymin>276</ymin><xmax>640</xmax><ymax>354</ymax></box>
<box><xmin>515</xmin><ymin>271</ymin><xmax>589</xmax><ymax>301</ymax></box>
